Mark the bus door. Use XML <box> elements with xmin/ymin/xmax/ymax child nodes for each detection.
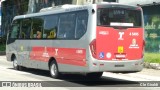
<box><xmin>6</xmin><ymin>20</ymin><xmax>20</xmax><ymax>62</ymax></box>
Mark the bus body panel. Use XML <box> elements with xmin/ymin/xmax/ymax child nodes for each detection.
<box><xmin>96</xmin><ymin>26</ymin><xmax>144</xmax><ymax>60</ymax></box>
<box><xmin>98</xmin><ymin>59</ymin><xmax>143</xmax><ymax>72</ymax></box>
<box><xmin>23</xmin><ymin>39</ymin><xmax>90</xmax><ymax>72</ymax></box>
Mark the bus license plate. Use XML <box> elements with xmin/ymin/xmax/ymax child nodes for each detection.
<box><xmin>118</xmin><ymin>46</ymin><xmax>124</xmax><ymax>53</ymax></box>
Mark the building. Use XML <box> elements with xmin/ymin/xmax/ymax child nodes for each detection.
<box><xmin>119</xmin><ymin>0</ymin><xmax>160</xmax><ymax>52</ymax></box>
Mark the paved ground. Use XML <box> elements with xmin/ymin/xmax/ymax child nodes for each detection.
<box><xmin>0</xmin><ymin>55</ymin><xmax>160</xmax><ymax>90</ymax></box>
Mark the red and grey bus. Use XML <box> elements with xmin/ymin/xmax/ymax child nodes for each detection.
<box><xmin>6</xmin><ymin>2</ymin><xmax>145</xmax><ymax>78</ymax></box>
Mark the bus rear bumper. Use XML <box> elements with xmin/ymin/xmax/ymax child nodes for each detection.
<box><xmin>90</xmin><ymin>59</ymin><xmax>144</xmax><ymax>72</ymax></box>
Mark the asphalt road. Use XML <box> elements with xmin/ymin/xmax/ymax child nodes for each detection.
<box><xmin>0</xmin><ymin>56</ymin><xmax>160</xmax><ymax>90</ymax></box>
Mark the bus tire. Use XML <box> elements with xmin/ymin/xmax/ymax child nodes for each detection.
<box><xmin>13</xmin><ymin>57</ymin><xmax>19</xmax><ymax>70</ymax></box>
<box><xmin>86</xmin><ymin>72</ymin><xmax>103</xmax><ymax>79</ymax></box>
<box><xmin>49</xmin><ymin>61</ymin><xmax>61</xmax><ymax>79</ymax></box>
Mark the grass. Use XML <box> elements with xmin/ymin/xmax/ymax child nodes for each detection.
<box><xmin>0</xmin><ymin>44</ymin><xmax>6</xmax><ymax>51</ymax></box>
<box><xmin>144</xmin><ymin>53</ymin><xmax>160</xmax><ymax>63</ymax></box>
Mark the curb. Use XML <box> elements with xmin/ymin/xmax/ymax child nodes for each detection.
<box><xmin>144</xmin><ymin>62</ymin><xmax>160</xmax><ymax>70</ymax></box>
<box><xmin>0</xmin><ymin>51</ymin><xmax>6</xmax><ymax>55</ymax></box>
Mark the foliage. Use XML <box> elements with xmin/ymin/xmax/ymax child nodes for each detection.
<box><xmin>144</xmin><ymin>53</ymin><xmax>160</xmax><ymax>63</ymax></box>
<box><xmin>0</xmin><ymin>44</ymin><xmax>6</xmax><ymax>51</ymax></box>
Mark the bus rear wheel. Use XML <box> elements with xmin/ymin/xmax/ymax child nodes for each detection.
<box><xmin>49</xmin><ymin>61</ymin><xmax>61</xmax><ymax>79</ymax></box>
<box><xmin>13</xmin><ymin>57</ymin><xmax>24</xmax><ymax>70</ymax></box>
<box><xmin>86</xmin><ymin>72</ymin><xmax>103</xmax><ymax>79</ymax></box>
<box><xmin>13</xmin><ymin>57</ymin><xmax>19</xmax><ymax>70</ymax></box>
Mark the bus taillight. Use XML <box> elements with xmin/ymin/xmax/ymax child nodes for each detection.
<box><xmin>90</xmin><ymin>39</ymin><xmax>96</xmax><ymax>58</ymax></box>
<box><xmin>142</xmin><ymin>40</ymin><xmax>145</xmax><ymax>58</ymax></box>
<box><xmin>143</xmin><ymin>40</ymin><xmax>145</xmax><ymax>47</ymax></box>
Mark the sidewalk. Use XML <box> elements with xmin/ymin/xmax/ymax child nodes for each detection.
<box><xmin>104</xmin><ymin>69</ymin><xmax>160</xmax><ymax>81</ymax></box>
<box><xmin>144</xmin><ymin>62</ymin><xmax>160</xmax><ymax>70</ymax></box>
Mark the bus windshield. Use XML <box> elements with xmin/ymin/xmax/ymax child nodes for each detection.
<box><xmin>97</xmin><ymin>7</ymin><xmax>142</xmax><ymax>27</ymax></box>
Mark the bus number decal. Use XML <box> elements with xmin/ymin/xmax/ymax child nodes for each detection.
<box><xmin>99</xmin><ymin>31</ymin><xmax>109</xmax><ymax>36</ymax></box>
<box><xmin>76</xmin><ymin>50</ymin><xmax>83</xmax><ymax>54</ymax></box>
<box><xmin>129</xmin><ymin>32</ymin><xmax>139</xmax><ymax>36</ymax></box>
<box><xmin>118</xmin><ymin>32</ymin><xmax>124</xmax><ymax>40</ymax></box>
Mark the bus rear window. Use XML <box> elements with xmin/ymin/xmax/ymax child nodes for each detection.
<box><xmin>97</xmin><ymin>8</ymin><xmax>142</xmax><ymax>27</ymax></box>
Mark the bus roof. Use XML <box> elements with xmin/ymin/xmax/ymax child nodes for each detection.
<box><xmin>13</xmin><ymin>2</ymin><xmax>140</xmax><ymax>21</ymax></box>
<box><xmin>13</xmin><ymin>4</ymin><xmax>90</xmax><ymax>21</ymax></box>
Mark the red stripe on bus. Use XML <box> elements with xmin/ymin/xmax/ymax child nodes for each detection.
<box><xmin>30</xmin><ymin>47</ymin><xmax>86</xmax><ymax>66</ymax></box>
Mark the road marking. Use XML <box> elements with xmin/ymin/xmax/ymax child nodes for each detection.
<box><xmin>126</xmin><ymin>73</ymin><xmax>160</xmax><ymax>81</ymax></box>
<box><xmin>103</xmin><ymin>72</ymin><xmax>160</xmax><ymax>81</ymax></box>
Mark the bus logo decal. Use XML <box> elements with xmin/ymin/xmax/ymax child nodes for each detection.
<box><xmin>99</xmin><ymin>52</ymin><xmax>105</xmax><ymax>59</ymax></box>
<box><xmin>44</xmin><ymin>47</ymin><xmax>47</xmax><ymax>52</ymax></box>
<box><xmin>55</xmin><ymin>49</ymin><xmax>58</xmax><ymax>56</ymax></box>
<box><xmin>118</xmin><ymin>46</ymin><xmax>124</xmax><ymax>53</ymax></box>
<box><xmin>129</xmin><ymin>39</ymin><xmax>139</xmax><ymax>49</ymax></box>
<box><xmin>42</xmin><ymin>52</ymin><xmax>49</xmax><ymax>57</ymax></box>
<box><xmin>42</xmin><ymin>47</ymin><xmax>49</xmax><ymax>57</ymax></box>
<box><xmin>20</xmin><ymin>45</ymin><xmax>24</xmax><ymax>51</ymax></box>
<box><xmin>118</xmin><ymin>32</ymin><xmax>124</xmax><ymax>40</ymax></box>
<box><xmin>106</xmin><ymin>52</ymin><xmax>112</xmax><ymax>59</ymax></box>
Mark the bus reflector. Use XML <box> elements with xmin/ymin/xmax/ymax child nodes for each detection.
<box><xmin>93</xmin><ymin>63</ymin><xmax>97</xmax><ymax>66</ymax></box>
<box><xmin>100</xmin><ymin>64</ymin><xmax>104</xmax><ymax>66</ymax></box>
<box><xmin>90</xmin><ymin>39</ymin><xmax>96</xmax><ymax>58</ymax></box>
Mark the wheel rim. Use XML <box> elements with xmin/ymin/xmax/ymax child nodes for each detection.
<box><xmin>13</xmin><ymin>58</ymin><xmax>18</xmax><ymax>67</ymax></box>
<box><xmin>51</xmin><ymin>63</ymin><xmax>57</xmax><ymax>76</ymax></box>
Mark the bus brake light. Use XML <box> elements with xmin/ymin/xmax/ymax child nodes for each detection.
<box><xmin>142</xmin><ymin>40</ymin><xmax>145</xmax><ymax>58</ymax></box>
<box><xmin>143</xmin><ymin>40</ymin><xmax>145</xmax><ymax>47</ymax></box>
<box><xmin>90</xmin><ymin>39</ymin><xmax>96</xmax><ymax>58</ymax></box>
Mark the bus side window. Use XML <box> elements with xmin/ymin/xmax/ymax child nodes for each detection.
<box><xmin>10</xmin><ymin>20</ymin><xmax>20</xmax><ymax>39</ymax></box>
<box><xmin>21</xmin><ymin>19</ymin><xmax>31</xmax><ymax>39</ymax></box>
<box><xmin>11</xmin><ymin>25</ymin><xmax>19</xmax><ymax>38</ymax></box>
<box><xmin>58</xmin><ymin>13</ymin><xmax>76</xmax><ymax>39</ymax></box>
<box><xmin>44</xmin><ymin>15</ymin><xmax>58</xmax><ymax>39</ymax></box>
<box><xmin>31</xmin><ymin>17</ymin><xmax>44</xmax><ymax>39</ymax></box>
<box><xmin>75</xmin><ymin>10</ymin><xmax>88</xmax><ymax>39</ymax></box>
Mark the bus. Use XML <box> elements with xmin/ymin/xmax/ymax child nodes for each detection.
<box><xmin>6</xmin><ymin>2</ymin><xmax>145</xmax><ymax>78</ymax></box>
